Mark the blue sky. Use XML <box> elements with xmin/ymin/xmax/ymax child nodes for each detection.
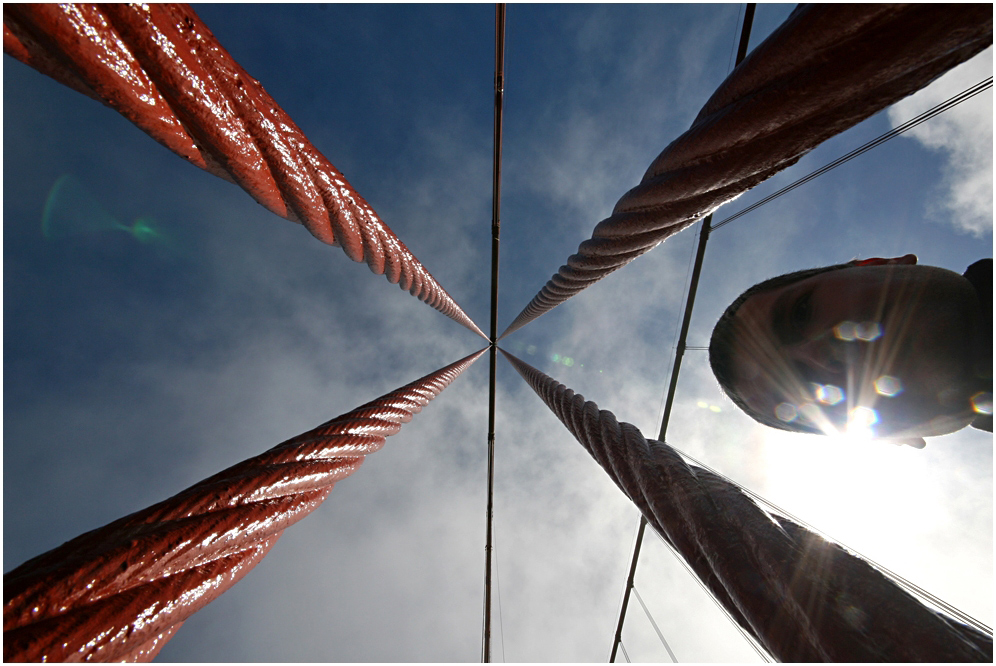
<box><xmin>4</xmin><ymin>5</ymin><xmax>991</xmax><ymax>661</ymax></box>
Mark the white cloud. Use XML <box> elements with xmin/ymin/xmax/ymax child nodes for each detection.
<box><xmin>888</xmin><ymin>48</ymin><xmax>994</xmax><ymax>237</ymax></box>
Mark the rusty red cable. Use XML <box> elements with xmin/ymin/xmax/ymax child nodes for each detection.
<box><xmin>3</xmin><ymin>349</ymin><xmax>486</xmax><ymax>662</ymax></box>
<box><xmin>2</xmin><ymin>4</ymin><xmax>486</xmax><ymax>339</ymax></box>
<box><xmin>499</xmin><ymin>349</ymin><xmax>993</xmax><ymax>662</ymax></box>
<box><xmin>500</xmin><ymin>4</ymin><xmax>993</xmax><ymax>337</ymax></box>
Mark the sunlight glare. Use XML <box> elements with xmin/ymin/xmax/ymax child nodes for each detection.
<box><xmin>758</xmin><ymin>427</ymin><xmax>945</xmax><ymax>561</ymax></box>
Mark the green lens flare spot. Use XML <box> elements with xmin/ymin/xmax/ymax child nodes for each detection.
<box><xmin>42</xmin><ymin>174</ymin><xmax>121</xmax><ymax>239</ymax></box>
<box><xmin>130</xmin><ymin>217</ymin><xmax>161</xmax><ymax>244</ymax></box>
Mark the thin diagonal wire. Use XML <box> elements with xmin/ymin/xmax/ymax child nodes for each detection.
<box><xmin>632</xmin><ymin>587</ymin><xmax>678</xmax><ymax>663</ymax></box>
<box><xmin>608</xmin><ymin>518</ymin><xmax>648</xmax><ymax>662</ymax></box>
<box><xmin>712</xmin><ymin>77</ymin><xmax>994</xmax><ymax>231</ymax></box>
<box><xmin>725</xmin><ymin>4</ymin><xmax>744</xmax><ymax>73</ymax></box>
<box><xmin>483</xmin><ymin>5</ymin><xmax>506</xmax><ymax>663</ymax></box>
<box><xmin>646</xmin><ymin>525</ymin><xmax>771</xmax><ymax>662</ymax></box>
<box><xmin>609</xmin><ymin>8</ymin><xmax>757</xmax><ymax>661</ymax></box>
<box><xmin>653</xmin><ymin>220</ymin><xmax>701</xmax><ymax>438</ymax></box>
<box><xmin>619</xmin><ymin>640</ymin><xmax>631</xmax><ymax>663</ymax></box>
<box><xmin>663</xmin><ymin>443</ymin><xmax>993</xmax><ymax>636</ymax></box>
<box><xmin>499</xmin><ymin>5</ymin><xmax>991</xmax><ymax>339</ymax></box>
<box><xmin>501</xmin><ymin>349</ymin><xmax>993</xmax><ymax>661</ymax></box>
<box><xmin>495</xmin><ymin>544</ymin><xmax>507</xmax><ymax>662</ymax></box>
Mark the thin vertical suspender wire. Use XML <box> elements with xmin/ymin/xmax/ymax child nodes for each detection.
<box><xmin>607</xmin><ymin>6</ymin><xmax>756</xmax><ymax>661</ymax></box>
<box><xmin>632</xmin><ymin>587</ymin><xmax>678</xmax><ymax>663</ymax></box>
<box><xmin>483</xmin><ymin>4</ymin><xmax>506</xmax><ymax>663</ymax></box>
<box><xmin>613</xmin><ymin>74</ymin><xmax>993</xmax><ymax>655</ymax></box>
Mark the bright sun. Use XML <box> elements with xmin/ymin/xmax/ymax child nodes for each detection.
<box><xmin>757</xmin><ymin>427</ymin><xmax>945</xmax><ymax>562</ymax></box>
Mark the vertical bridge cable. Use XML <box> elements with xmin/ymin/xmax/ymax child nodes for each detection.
<box><xmin>483</xmin><ymin>4</ymin><xmax>506</xmax><ymax>663</ymax></box>
<box><xmin>608</xmin><ymin>6</ymin><xmax>755</xmax><ymax>661</ymax></box>
<box><xmin>2</xmin><ymin>4</ymin><xmax>487</xmax><ymax>339</ymax></box>
<box><xmin>499</xmin><ymin>4</ymin><xmax>992</xmax><ymax>339</ymax></box>
<box><xmin>3</xmin><ymin>350</ymin><xmax>487</xmax><ymax>662</ymax></box>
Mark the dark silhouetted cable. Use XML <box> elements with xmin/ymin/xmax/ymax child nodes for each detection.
<box><xmin>608</xmin><ymin>519</ymin><xmax>647</xmax><ymax>663</ymax></box>
<box><xmin>484</xmin><ymin>4</ymin><xmax>506</xmax><ymax>663</ymax></box>
<box><xmin>646</xmin><ymin>525</ymin><xmax>772</xmax><ymax>662</ymax></box>
<box><xmin>663</xmin><ymin>443</ymin><xmax>993</xmax><ymax>638</ymax></box>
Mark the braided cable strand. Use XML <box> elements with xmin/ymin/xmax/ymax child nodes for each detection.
<box><xmin>2</xmin><ymin>4</ymin><xmax>486</xmax><ymax>339</ymax></box>
<box><xmin>3</xmin><ymin>349</ymin><xmax>486</xmax><ymax>663</ymax></box>
<box><xmin>500</xmin><ymin>4</ymin><xmax>993</xmax><ymax>337</ymax></box>
<box><xmin>500</xmin><ymin>349</ymin><xmax>993</xmax><ymax>662</ymax></box>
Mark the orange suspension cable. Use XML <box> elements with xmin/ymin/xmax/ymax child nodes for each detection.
<box><xmin>4</xmin><ymin>350</ymin><xmax>486</xmax><ymax>662</ymax></box>
<box><xmin>500</xmin><ymin>4</ymin><xmax>992</xmax><ymax>337</ymax></box>
<box><xmin>3</xmin><ymin>4</ymin><xmax>486</xmax><ymax>339</ymax></box>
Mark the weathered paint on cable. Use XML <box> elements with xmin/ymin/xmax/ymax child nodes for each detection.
<box><xmin>500</xmin><ymin>349</ymin><xmax>993</xmax><ymax>662</ymax></box>
<box><xmin>2</xmin><ymin>4</ymin><xmax>487</xmax><ymax>339</ymax></box>
<box><xmin>500</xmin><ymin>4</ymin><xmax>993</xmax><ymax>337</ymax></box>
<box><xmin>3</xmin><ymin>349</ymin><xmax>486</xmax><ymax>662</ymax></box>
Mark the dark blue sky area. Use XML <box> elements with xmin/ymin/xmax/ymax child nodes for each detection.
<box><xmin>4</xmin><ymin>5</ymin><xmax>991</xmax><ymax>661</ymax></box>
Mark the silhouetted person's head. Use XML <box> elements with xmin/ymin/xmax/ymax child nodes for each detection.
<box><xmin>709</xmin><ymin>255</ymin><xmax>990</xmax><ymax>446</ymax></box>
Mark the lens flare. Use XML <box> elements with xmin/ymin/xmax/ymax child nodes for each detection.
<box><xmin>42</xmin><ymin>174</ymin><xmax>120</xmax><ymax>239</ymax></box>
<box><xmin>971</xmin><ymin>391</ymin><xmax>993</xmax><ymax>415</ymax></box>
<box><xmin>854</xmin><ymin>321</ymin><xmax>882</xmax><ymax>341</ymax></box>
<box><xmin>814</xmin><ymin>384</ymin><xmax>845</xmax><ymax>405</ymax></box>
<box><xmin>834</xmin><ymin>320</ymin><xmax>881</xmax><ymax>342</ymax></box>
<box><xmin>833</xmin><ymin>321</ymin><xmax>858</xmax><ymax>341</ymax></box>
<box><xmin>775</xmin><ymin>402</ymin><xmax>798</xmax><ymax>423</ymax></box>
<box><xmin>874</xmin><ymin>375</ymin><xmax>903</xmax><ymax>397</ymax></box>
<box><xmin>42</xmin><ymin>175</ymin><xmax>170</xmax><ymax>252</ymax></box>
<box><xmin>847</xmin><ymin>406</ymin><xmax>879</xmax><ymax>435</ymax></box>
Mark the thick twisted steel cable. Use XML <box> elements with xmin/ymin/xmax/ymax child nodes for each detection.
<box><xmin>660</xmin><ymin>441</ymin><xmax>994</xmax><ymax>637</ymax></box>
<box><xmin>712</xmin><ymin>76</ymin><xmax>995</xmax><ymax>232</ymax></box>
<box><xmin>2</xmin><ymin>4</ymin><xmax>486</xmax><ymax>339</ymax></box>
<box><xmin>500</xmin><ymin>349</ymin><xmax>993</xmax><ymax>662</ymax></box>
<box><xmin>500</xmin><ymin>4</ymin><xmax>993</xmax><ymax>338</ymax></box>
<box><xmin>3</xmin><ymin>349</ymin><xmax>486</xmax><ymax>662</ymax></box>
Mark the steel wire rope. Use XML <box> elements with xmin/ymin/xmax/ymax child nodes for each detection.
<box><xmin>3</xmin><ymin>350</ymin><xmax>487</xmax><ymax>662</ymax></box>
<box><xmin>2</xmin><ymin>4</ymin><xmax>487</xmax><ymax>339</ymax></box>
<box><xmin>632</xmin><ymin>587</ymin><xmax>678</xmax><ymax>662</ymax></box>
<box><xmin>711</xmin><ymin>77</ymin><xmax>994</xmax><ymax>232</ymax></box>
<box><xmin>725</xmin><ymin>4</ymin><xmax>745</xmax><ymax>74</ymax></box>
<box><xmin>645</xmin><ymin>524</ymin><xmax>772</xmax><ymax>662</ymax></box>
<box><xmin>483</xmin><ymin>4</ymin><xmax>506</xmax><ymax>662</ymax></box>
<box><xmin>499</xmin><ymin>6</ymin><xmax>991</xmax><ymax>340</ymax></box>
<box><xmin>502</xmin><ymin>347</ymin><xmax>993</xmax><ymax>661</ymax></box>
<box><xmin>495</xmin><ymin>543</ymin><xmax>507</xmax><ymax>662</ymax></box>
<box><xmin>612</xmin><ymin>59</ymin><xmax>994</xmax><ymax>665</ymax></box>
<box><xmin>609</xmin><ymin>7</ymin><xmax>756</xmax><ymax>662</ymax></box>
<box><xmin>618</xmin><ymin>640</ymin><xmax>631</xmax><ymax>663</ymax></box>
<box><xmin>653</xmin><ymin>219</ymin><xmax>702</xmax><ymax>440</ymax></box>
<box><xmin>661</xmin><ymin>442</ymin><xmax>994</xmax><ymax>637</ymax></box>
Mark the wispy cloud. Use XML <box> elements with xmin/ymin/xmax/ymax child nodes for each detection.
<box><xmin>888</xmin><ymin>48</ymin><xmax>993</xmax><ymax>237</ymax></box>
